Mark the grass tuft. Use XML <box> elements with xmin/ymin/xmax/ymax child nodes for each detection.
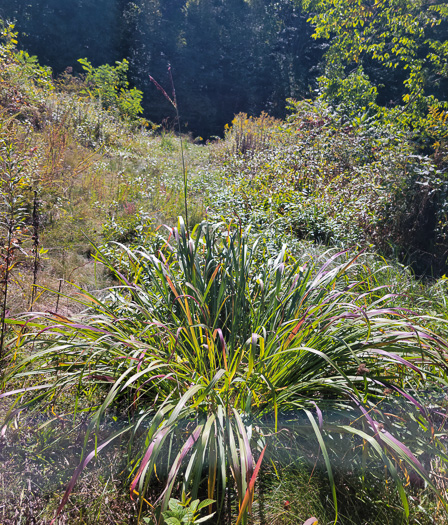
<box><xmin>2</xmin><ymin>218</ymin><xmax>448</xmax><ymax>523</ymax></box>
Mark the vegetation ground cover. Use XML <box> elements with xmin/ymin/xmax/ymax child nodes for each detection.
<box><xmin>0</xmin><ymin>13</ymin><xmax>447</xmax><ymax>525</ymax></box>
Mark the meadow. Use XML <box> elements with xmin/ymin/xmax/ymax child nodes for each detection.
<box><xmin>0</xmin><ymin>20</ymin><xmax>447</xmax><ymax>525</ymax></box>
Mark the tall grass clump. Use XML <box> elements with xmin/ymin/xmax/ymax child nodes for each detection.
<box><xmin>1</xmin><ymin>218</ymin><xmax>448</xmax><ymax>523</ymax></box>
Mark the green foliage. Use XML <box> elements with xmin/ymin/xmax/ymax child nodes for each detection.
<box><xmin>0</xmin><ymin>21</ymin><xmax>18</xmax><ymax>62</ymax></box>
<box><xmin>306</xmin><ymin>0</ymin><xmax>448</xmax><ymax>94</ymax></box>
<box><xmin>0</xmin><ymin>21</ymin><xmax>53</xmax><ymax>110</ymax></box>
<box><xmin>317</xmin><ymin>67</ymin><xmax>378</xmax><ymax>118</ymax></box>
<box><xmin>16</xmin><ymin>50</ymin><xmax>54</xmax><ymax>92</ymax></box>
<box><xmin>218</xmin><ymin>104</ymin><xmax>448</xmax><ymax>275</ymax></box>
<box><xmin>305</xmin><ymin>0</ymin><xmax>448</xmax><ymax>147</ymax></box>
<box><xmin>156</xmin><ymin>494</ymin><xmax>215</xmax><ymax>525</ymax></box>
<box><xmin>2</xmin><ymin>218</ymin><xmax>448</xmax><ymax>523</ymax></box>
<box><xmin>78</xmin><ymin>58</ymin><xmax>143</xmax><ymax>122</ymax></box>
<box><xmin>3</xmin><ymin>0</ymin><xmax>448</xmax><ymax>140</ymax></box>
<box><xmin>1</xmin><ymin>8</ymin><xmax>448</xmax><ymax>524</ymax></box>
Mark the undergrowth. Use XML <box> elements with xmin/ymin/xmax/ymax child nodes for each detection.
<box><xmin>216</xmin><ymin>102</ymin><xmax>448</xmax><ymax>276</ymax></box>
<box><xmin>0</xmin><ymin>19</ymin><xmax>448</xmax><ymax>525</ymax></box>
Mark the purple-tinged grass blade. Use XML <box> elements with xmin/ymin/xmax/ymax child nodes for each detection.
<box><xmin>214</xmin><ymin>328</ymin><xmax>228</xmax><ymax>370</ymax></box>
<box><xmin>351</xmin><ymin>395</ymin><xmax>441</xmax><ymax>505</ymax></box>
<box><xmin>0</xmin><ymin>384</ymin><xmax>52</xmax><ymax>399</ymax></box>
<box><xmin>235</xmin><ymin>445</ymin><xmax>267</xmax><ymax>525</ymax></box>
<box><xmin>50</xmin><ymin>426</ymin><xmax>130</xmax><ymax>524</ymax></box>
<box><xmin>380</xmin><ymin>428</ymin><xmax>428</xmax><ymax>476</ymax></box>
<box><xmin>157</xmin><ymin>424</ymin><xmax>203</xmax><ymax>507</ymax></box>
<box><xmin>387</xmin><ymin>383</ymin><xmax>427</xmax><ymax>417</ymax></box>
<box><xmin>130</xmin><ymin>426</ymin><xmax>170</xmax><ymax>497</ymax></box>
<box><xmin>312</xmin><ymin>401</ymin><xmax>323</xmax><ymax>430</ymax></box>
<box><xmin>366</xmin><ymin>348</ymin><xmax>423</xmax><ymax>376</ymax></box>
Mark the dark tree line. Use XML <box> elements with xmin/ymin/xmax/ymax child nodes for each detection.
<box><xmin>0</xmin><ymin>0</ymin><xmax>125</xmax><ymax>71</ymax></box>
<box><xmin>0</xmin><ymin>0</ymin><xmax>323</xmax><ymax>136</ymax></box>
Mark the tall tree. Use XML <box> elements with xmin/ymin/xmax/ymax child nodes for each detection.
<box><xmin>305</xmin><ymin>0</ymin><xmax>448</xmax><ymax>120</ymax></box>
<box><xmin>0</xmin><ymin>0</ymin><xmax>323</xmax><ymax>135</ymax></box>
<box><xmin>129</xmin><ymin>0</ymin><xmax>321</xmax><ymax>136</ymax></box>
<box><xmin>0</xmin><ymin>0</ymin><xmax>125</xmax><ymax>72</ymax></box>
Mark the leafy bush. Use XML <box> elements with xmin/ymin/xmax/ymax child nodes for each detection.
<box><xmin>317</xmin><ymin>67</ymin><xmax>379</xmax><ymax>119</ymax></box>
<box><xmin>2</xmin><ymin>218</ymin><xmax>448</xmax><ymax>523</ymax></box>
<box><xmin>148</xmin><ymin>494</ymin><xmax>215</xmax><ymax>525</ymax></box>
<box><xmin>305</xmin><ymin>0</ymin><xmax>448</xmax><ymax>151</ymax></box>
<box><xmin>78</xmin><ymin>58</ymin><xmax>143</xmax><ymax>122</ymax></box>
<box><xmin>16</xmin><ymin>50</ymin><xmax>54</xmax><ymax>93</ymax></box>
<box><xmin>217</xmin><ymin>102</ymin><xmax>448</xmax><ymax>275</ymax></box>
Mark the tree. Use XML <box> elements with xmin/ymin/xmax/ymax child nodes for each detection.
<box><xmin>128</xmin><ymin>0</ymin><xmax>321</xmax><ymax>136</ymax></box>
<box><xmin>305</xmin><ymin>0</ymin><xmax>448</xmax><ymax>136</ymax></box>
<box><xmin>0</xmin><ymin>0</ymin><xmax>126</xmax><ymax>72</ymax></box>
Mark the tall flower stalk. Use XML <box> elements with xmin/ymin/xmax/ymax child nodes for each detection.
<box><xmin>0</xmin><ymin>133</ymin><xmax>28</xmax><ymax>359</ymax></box>
<box><xmin>149</xmin><ymin>66</ymin><xmax>189</xmax><ymax>231</ymax></box>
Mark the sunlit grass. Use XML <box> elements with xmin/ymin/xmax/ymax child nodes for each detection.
<box><xmin>2</xmin><ymin>218</ymin><xmax>448</xmax><ymax>523</ymax></box>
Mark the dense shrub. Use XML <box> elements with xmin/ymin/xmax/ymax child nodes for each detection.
<box><xmin>217</xmin><ymin>102</ymin><xmax>448</xmax><ymax>275</ymax></box>
<box><xmin>78</xmin><ymin>58</ymin><xmax>144</xmax><ymax>123</ymax></box>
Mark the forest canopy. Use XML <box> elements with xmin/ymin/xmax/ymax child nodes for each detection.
<box><xmin>0</xmin><ymin>0</ymin><xmax>447</xmax><ymax>138</ymax></box>
<box><xmin>0</xmin><ymin>0</ymin><xmax>321</xmax><ymax>136</ymax></box>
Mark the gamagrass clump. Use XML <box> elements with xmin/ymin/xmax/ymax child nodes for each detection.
<box><xmin>2</xmin><ymin>218</ymin><xmax>448</xmax><ymax>523</ymax></box>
